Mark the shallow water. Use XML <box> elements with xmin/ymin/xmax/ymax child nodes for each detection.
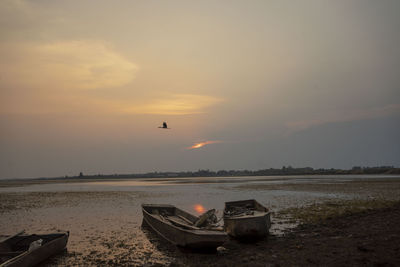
<box><xmin>1</xmin><ymin>175</ymin><xmax>399</xmax><ymax>266</ymax></box>
<box><xmin>0</xmin><ymin>175</ymin><xmax>358</xmax><ymax>215</ymax></box>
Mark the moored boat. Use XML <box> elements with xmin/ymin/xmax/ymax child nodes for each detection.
<box><xmin>142</xmin><ymin>204</ymin><xmax>227</xmax><ymax>249</ymax></box>
<box><xmin>223</xmin><ymin>199</ymin><xmax>271</xmax><ymax>239</ymax></box>
<box><xmin>0</xmin><ymin>231</ymin><xmax>69</xmax><ymax>267</ymax></box>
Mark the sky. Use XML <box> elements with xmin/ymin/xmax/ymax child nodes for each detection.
<box><xmin>0</xmin><ymin>0</ymin><xmax>399</xmax><ymax>179</ymax></box>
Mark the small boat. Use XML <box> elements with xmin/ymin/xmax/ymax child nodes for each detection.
<box><xmin>223</xmin><ymin>199</ymin><xmax>271</xmax><ymax>239</ymax></box>
<box><xmin>0</xmin><ymin>231</ymin><xmax>69</xmax><ymax>267</ymax></box>
<box><xmin>142</xmin><ymin>204</ymin><xmax>227</xmax><ymax>249</ymax></box>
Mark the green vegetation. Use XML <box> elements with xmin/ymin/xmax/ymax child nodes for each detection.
<box><xmin>276</xmin><ymin>198</ymin><xmax>400</xmax><ymax>224</ymax></box>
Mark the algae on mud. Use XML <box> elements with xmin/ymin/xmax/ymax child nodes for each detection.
<box><xmin>275</xmin><ymin>198</ymin><xmax>400</xmax><ymax>224</ymax></box>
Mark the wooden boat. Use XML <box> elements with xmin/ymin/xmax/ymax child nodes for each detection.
<box><xmin>0</xmin><ymin>231</ymin><xmax>69</xmax><ymax>267</ymax></box>
<box><xmin>142</xmin><ymin>204</ymin><xmax>227</xmax><ymax>249</ymax></box>
<box><xmin>223</xmin><ymin>199</ymin><xmax>271</xmax><ymax>239</ymax></box>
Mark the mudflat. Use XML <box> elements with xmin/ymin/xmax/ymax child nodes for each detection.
<box><xmin>170</xmin><ymin>202</ymin><xmax>400</xmax><ymax>266</ymax></box>
<box><xmin>1</xmin><ymin>176</ymin><xmax>399</xmax><ymax>266</ymax></box>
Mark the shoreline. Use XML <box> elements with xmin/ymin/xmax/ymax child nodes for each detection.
<box><xmin>1</xmin><ymin>174</ymin><xmax>400</xmax><ymax>189</ymax></box>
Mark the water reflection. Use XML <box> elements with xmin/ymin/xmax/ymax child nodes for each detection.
<box><xmin>194</xmin><ymin>204</ymin><xmax>206</xmax><ymax>214</ymax></box>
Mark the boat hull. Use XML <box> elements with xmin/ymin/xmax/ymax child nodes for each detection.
<box><xmin>0</xmin><ymin>232</ymin><xmax>69</xmax><ymax>267</ymax></box>
<box><xmin>142</xmin><ymin>204</ymin><xmax>227</xmax><ymax>249</ymax></box>
<box><xmin>223</xmin><ymin>199</ymin><xmax>271</xmax><ymax>239</ymax></box>
<box><xmin>224</xmin><ymin>213</ymin><xmax>271</xmax><ymax>238</ymax></box>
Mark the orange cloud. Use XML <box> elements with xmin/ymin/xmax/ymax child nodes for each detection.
<box><xmin>0</xmin><ymin>40</ymin><xmax>138</xmax><ymax>91</ymax></box>
<box><xmin>187</xmin><ymin>140</ymin><xmax>221</xmax><ymax>149</ymax></box>
<box><xmin>122</xmin><ymin>94</ymin><xmax>223</xmax><ymax>115</ymax></box>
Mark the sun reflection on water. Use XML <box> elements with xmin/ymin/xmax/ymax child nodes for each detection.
<box><xmin>194</xmin><ymin>204</ymin><xmax>205</xmax><ymax>214</ymax></box>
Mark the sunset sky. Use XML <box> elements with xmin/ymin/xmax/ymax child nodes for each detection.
<box><xmin>1</xmin><ymin>0</ymin><xmax>399</xmax><ymax>179</ymax></box>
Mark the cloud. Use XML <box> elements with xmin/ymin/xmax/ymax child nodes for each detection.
<box><xmin>122</xmin><ymin>94</ymin><xmax>223</xmax><ymax>115</ymax></box>
<box><xmin>0</xmin><ymin>0</ymin><xmax>31</xmax><ymax>18</ymax></box>
<box><xmin>285</xmin><ymin>104</ymin><xmax>400</xmax><ymax>134</ymax></box>
<box><xmin>0</xmin><ymin>40</ymin><xmax>140</xmax><ymax>115</ymax></box>
<box><xmin>0</xmin><ymin>40</ymin><xmax>138</xmax><ymax>90</ymax></box>
<box><xmin>187</xmin><ymin>140</ymin><xmax>222</xmax><ymax>149</ymax></box>
<box><xmin>0</xmin><ymin>40</ymin><xmax>222</xmax><ymax>116</ymax></box>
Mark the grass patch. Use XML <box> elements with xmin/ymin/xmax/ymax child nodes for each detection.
<box><xmin>276</xmin><ymin>198</ymin><xmax>400</xmax><ymax>224</ymax></box>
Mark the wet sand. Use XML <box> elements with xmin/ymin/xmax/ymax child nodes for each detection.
<box><xmin>1</xmin><ymin>175</ymin><xmax>400</xmax><ymax>266</ymax></box>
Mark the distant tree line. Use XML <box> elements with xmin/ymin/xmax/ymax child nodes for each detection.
<box><xmin>68</xmin><ymin>166</ymin><xmax>400</xmax><ymax>180</ymax></box>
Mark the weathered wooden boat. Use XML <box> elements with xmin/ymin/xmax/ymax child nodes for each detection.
<box><xmin>142</xmin><ymin>204</ymin><xmax>227</xmax><ymax>249</ymax></box>
<box><xmin>223</xmin><ymin>199</ymin><xmax>271</xmax><ymax>239</ymax></box>
<box><xmin>0</xmin><ymin>231</ymin><xmax>69</xmax><ymax>267</ymax></box>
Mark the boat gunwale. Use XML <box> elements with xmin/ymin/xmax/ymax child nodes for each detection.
<box><xmin>223</xmin><ymin>211</ymin><xmax>270</xmax><ymax>220</ymax></box>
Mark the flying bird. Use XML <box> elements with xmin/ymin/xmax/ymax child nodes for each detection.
<box><xmin>158</xmin><ymin>122</ymin><xmax>170</xmax><ymax>129</ymax></box>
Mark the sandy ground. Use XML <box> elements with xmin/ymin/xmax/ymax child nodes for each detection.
<box><xmin>1</xmin><ymin>176</ymin><xmax>400</xmax><ymax>266</ymax></box>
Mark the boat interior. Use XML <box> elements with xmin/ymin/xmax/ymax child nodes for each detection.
<box><xmin>143</xmin><ymin>205</ymin><xmax>222</xmax><ymax>231</ymax></box>
<box><xmin>224</xmin><ymin>199</ymin><xmax>268</xmax><ymax>216</ymax></box>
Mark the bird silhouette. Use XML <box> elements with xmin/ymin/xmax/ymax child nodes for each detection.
<box><xmin>158</xmin><ymin>122</ymin><xmax>170</xmax><ymax>129</ymax></box>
